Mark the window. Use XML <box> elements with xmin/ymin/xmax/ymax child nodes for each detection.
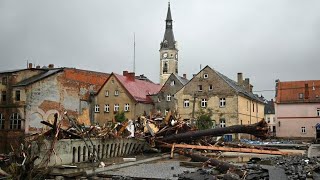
<box><xmin>220</xmin><ymin>119</ymin><xmax>226</xmax><ymax>128</ymax></box>
<box><xmin>209</xmin><ymin>85</ymin><xmax>213</xmax><ymax>91</ymax></box>
<box><xmin>124</xmin><ymin>103</ymin><xmax>130</xmax><ymax>112</ymax></box>
<box><xmin>95</xmin><ymin>105</ymin><xmax>100</xmax><ymax>113</ymax></box>
<box><xmin>10</xmin><ymin>113</ymin><xmax>21</xmax><ymax>129</ymax></box>
<box><xmin>114</xmin><ymin>104</ymin><xmax>119</xmax><ymax>112</ymax></box>
<box><xmin>104</xmin><ymin>104</ymin><xmax>109</xmax><ymax>112</ymax></box>
<box><xmin>253</xmin><ymin>103</ymin><xmax>255</xmax><ymax>112</ymax></box>
<box><xmin>317</xmin><ymin>109</ymin><xmax>320</xmax><ymax>116</ymax></box>
<box><xmin>201</xmin><ymin>98</ymin><xmax>207</xmax><ymax>108</ymax></box>
<box><xmin>1</xmin><ymin>91</ymin><xmax>6</xmax><ymax>102</ymax></box>
<box><xmin>247</xmin><ymin>101</ymin><xmax>249</xmax><ymax>111</ymax></box>
<box><xmin>299</xmin><ymin>93</ymin><xmax>303</xmax><ymax>99</ymax></box>
<box><xmin>114</xmin><ymin>90</ymin><xmax>119</xmax><ymax>96</ymax></box>
<box><xmin>170</xmin><ymin>80</ymin><xmax>175</xmax><ymax>86</ymax></box>
<box><xmin>219</xmin><ymin>98</ymin><xmax>226</xmax><ymax>107</ymax></box>
<box><xmin>301</xmin><ymin>127</ymin><xmax>306</xmax><ymax>134</ymax></box>
<box><xmin>167</xmin><ymin>94</ymin><xmax>171</xmax><ymax>101</ymax></box>
<box><xmin>163</xmin><ymin>62</ymin><xmax>168</xmax><ymax>73</ymax></box>
<box><xmin>165</xmin><ymin>109</ymin><xmax>169</xmax><ymax>116</ymax></box>
<box><xmin>157</xmin><ymin>97</ymin><xmax>161</xmax><ymax>102</ymax></box>
<box><xmin>203</xmin><ymin>74</ymin><xmax>208</xmax><ymax>79</ymax></box>
<box><xmin>183</xmin><ymin>99</ymin><xmax>190</xmax><ymax>108</ymax></box>
<box><xmin>267</xmin><ymin>117</ymin><xmax>270</xmax><ymax>123</ymax></box>
<box><xmin>15</xmin><ymin>90</ymin><xmax>20</xmax><ymax>101</ymax></box>
<box><xmin>0</xmin><ymin>113</ymin><xmax>4</xmax><ymax>129</ymax></box>
<box><xmin>105</xmin><ymin>90</ymin><xmax>109</xmax><ymax>97</ymax></box>
<box><xmin>198</xmin><ymin>85</ymin><xmax>203</xmax><ymax>91</ymax></box>
<box><xmin>2</xmin><ymin>77</ymin><xmax>7</xmax><ymax>85</ymax></box>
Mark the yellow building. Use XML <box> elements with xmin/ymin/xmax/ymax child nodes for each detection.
<box><xmin>94</xmin><ymin>71</ymin><xmax>161</xmax><ymax>125</ymax></box>
<box><xmin>175</xmin><ymin>66</ymin><xmax>265</xmax><ymax>140</ymax></box>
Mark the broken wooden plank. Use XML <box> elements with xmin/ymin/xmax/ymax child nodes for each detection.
<box><xmin>160</xmin><ymin>143</ymin><xmax>292</xmax><ymax>155</ymax></box>
<box><xmin>158</xmin><ymin>120</ymin><xmax>268</xmax><ymax>142</ymax></box>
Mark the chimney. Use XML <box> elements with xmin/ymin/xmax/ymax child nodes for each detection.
<box><xmin>48</xmin><ymin>64</ymin><xmax>54</xmax><ymax>69</ymax></box>
<box><xmin>250</xmin><ymin>84</ymin><xmax>253</xmax><ymax>92</ymax></box>
<box><xmin>123</xmin><ymin>71</ymin><xmax>128</xmax><ymax>76</ymax></box>
<box><xmin>305</xmin><ymin>83</ymin><xmax>309</xmax><ymax>99</ymax></box>
<box><xmin>126</xmin><ymin>72</ymin><xmax>135</xmax><ymax>81</ymax></box>
<box><xmin>244</xmin><ymin>78</ymin><xmax>250</xmax><ymax>91</ymax></box>
<box><xmin>237</xmin><ymin>73</ymin><xmax>243</xmax><ymax>85</ymax></box>
<box><xmin>28</xmin><ymin>63</ymin><xmax>33</xmax><ymax>69</ymax></box>
<box><xmin>183</xmin><ymin>74</ymin><xmax>187</xmax><ymax>79</ymax></box>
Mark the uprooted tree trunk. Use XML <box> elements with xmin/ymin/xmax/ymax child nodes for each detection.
<box><xmin>158</xmin><ymin>120</ymin><xmax>268</xmax><ymax>143</ymax></box>
<box><xmin>179</xmin><ymin>150</ymin><xmax>245</xmax><ymax>177</ymax></box>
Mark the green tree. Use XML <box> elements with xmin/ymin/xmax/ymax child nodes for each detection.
<box><xmin>114</xmin><ymin>111</ymin><xmax>126</xmax><ymax>123</ymax></box>
<box><xmin>195</xmin><ymin>107</ymin><xmax>214</xmax><ymax>130</ymax></box>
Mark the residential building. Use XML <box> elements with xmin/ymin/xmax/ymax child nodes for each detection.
<box><xmin>0</xmin><ymin>64</ymin><xmax>109</xmax><ymax>152</ymax></box>
<box><xmin>275</xmin><ymin>80</ymin><xmax>320</xmax><ymax>139</ymax></box>
<box><xmin>265</xmin><ymin>99</ymin><xmax>276</xmax><ymax>136</ymax></box>
<box><xmin>175</xmin><ymin>66</ymin><xmax>265</xmax><ymax>139</ymax></box>
<box><xmin>150</xmin><ymin>73</ymin><xmax>188</xmax><ymax>116</ymax></box>
<box><xmin>160</xmin><ymin>3</ymin><xmax>179</xmax><ymax>85</ymax></box>
<box><xmin>94</xmin><ymin>71</ymin><xmax>162</xmax><ymax>125</ymax></box>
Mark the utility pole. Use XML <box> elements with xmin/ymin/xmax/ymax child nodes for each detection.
<box><xmin>133</xmin><ymin>33</ymin><xmax>136</xmax><ymax>73</ymax></box>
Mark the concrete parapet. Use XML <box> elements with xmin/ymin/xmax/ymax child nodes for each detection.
<box><xmin>32</xmin><ymin>138</ymin><xmax>147</xmax><ymax>167</ymax></box>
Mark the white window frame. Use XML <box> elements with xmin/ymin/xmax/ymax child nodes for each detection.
<box><xmin>115</xmin><ymin>90</ymin><xmax>119</xmax><ymax>96</ymax></box>
<box><xmin>219</xmin><ymin>98</ymin><xmax>226</xmax><ymax>107</ymax></box>
<box><xmin>170</xmin><ymin>80</ymin><xmax>175</xmax><ymax>86</ymax></box>
<box><xmin>114</xmin><ymin>104</ymin><xmax>119</xmax><ymax>112</ymax></box>
<box><xmin>201</xmin><ymin>98</ymin><xmax>207</xmax><ymax>108</ymax></box>
<box><xmin>104</xmin><ymin>104</ymin><xmax>109</xmax><ymax>112</ymax></box>
<box><xmin>299</xmin><ymin>93</ymin><xmax>303</xmax><ymax>99</ymax></box>
<box><xmin>105</xmin><ymin>90</ymin><xmax>109</xmax><ymax>97</ymax></box>
<box><xmin>124</xmin><ymin>103</ymin><xmax>130</xmax><ymax>112</ymax></box>
<box><xmin>167</xmin><ymin>94</ymin><xmax>171</xmax><ymax>101</ymax></box>
<box><xmin>203</xmin><ymin>73</ymin><xmax>209</xmax><ymax>79</ymax></box>
<box><xmin>183</xmin><ymin>99</ymin><xmax>190</xmax><ymax>108</ymax></box>
<box><xmin>220</xmin><ymin>119</ymin><xmax>226</xmax><ymax>128</ymax></box>
<box><xmin>10</xmin><ymin>113</ymin><xmax>21</xmax><ymax>129</ymax></box>
<box><xmin>301</xmin><ymin>126</ymin><xmax>306</xmax><ymax>134</ymax></box>
<box><xmin>95</xmin><ymin>105</ymin><xmax>100</xmax><ymax>113</ymax></box>
<box><xmin>317</xmin><ymin>109</ymin><xmax>320</xmax><ymax>116</ymax></box>
<box><xmin>0</xmin><ymin>113</ymin><xmax>4</xmax><ymax>129</ymax></box>
<box><xmin>165</xmin><ymin>109</ymin><xmax>169</xmax><ymax>116</ymax></box>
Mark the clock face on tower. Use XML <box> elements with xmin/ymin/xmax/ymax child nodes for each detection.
<box><xmin>163</xmin><ymin>53</ymin><xmax>168</xmax><ymax>58</ymax></box>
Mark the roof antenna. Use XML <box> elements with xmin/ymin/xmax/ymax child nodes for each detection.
<box><xmin>133</xmin><ymin>32</ymin><xmax>136</xmax><ymax>73</ymax></box>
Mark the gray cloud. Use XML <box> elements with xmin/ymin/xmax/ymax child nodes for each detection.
<box><xmin>1</xmin><ymin>0</ymin><xmax>320</xmax><ymax>100</ymax></box>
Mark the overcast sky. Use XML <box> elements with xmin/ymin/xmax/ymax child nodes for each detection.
<box><xmin>1</xmin><ymin>0</ymin><xmax>320</xmax><ymax>100</ymax></box>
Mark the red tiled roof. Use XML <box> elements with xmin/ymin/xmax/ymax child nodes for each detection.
<box><xmin>114</xmin><ymin>73</ymin><xmax>162</xmax><ymax>103</ymax></box>
<box><xmin>276</xmin><ymin>80</ymin><xmax>320</xmax><ymax>103</ymax></box>
<box><xmin>64</xmin><ymin>68</ymin><xmax>109</xmax><ymax>86</ymax></box>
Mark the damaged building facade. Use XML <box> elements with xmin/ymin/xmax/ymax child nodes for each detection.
<box><xmin>0</xmin><ymin>64</ymin><xmax>109</xmax><ymax>152</ymax></box>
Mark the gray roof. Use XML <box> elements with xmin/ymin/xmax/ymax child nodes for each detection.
<box><xmin>0</xmin><ymin>69</ymin><xmax>31</xmax><ymax>74</ymax></box>
<box><xmin>264</xmin><ymin>100</ymin><xmax>275</xmax><ymax>114</ymax></box>
<box><xmin>13</xmin><ymin>68</ymin><xmax>63</xmax><ymax>87</ymax></box>
<box><xmin>215</xmin><ymin>70</ymin><xmax>264</xmax><ymax>103</ymax></box>
<box><xmin>174</xmin><ymin>74</ymin><xmax>189</xmax><ymax>85</ymax></box>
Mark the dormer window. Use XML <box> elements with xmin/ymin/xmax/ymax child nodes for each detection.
<box><xmin>198</xmin><ymin>85</ymin><xmax>203</xmax><ymax>92</ymax></box>
<box><xmin>170</xmin><ymin>80</ymin><xmax>175</xmax><ymax>86</ymax></box>
<box><xmin>203</xmin><ymin>74</ymin><xmax>209</xmax><ymax>79</ymax></box>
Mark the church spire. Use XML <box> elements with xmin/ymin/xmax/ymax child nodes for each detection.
<box><xmin>160</xmin><ymin>2</ymin><xmax>176</xmax><ymax>50</ymax></box>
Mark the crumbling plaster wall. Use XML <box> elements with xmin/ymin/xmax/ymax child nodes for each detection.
<box><xmin>25</xmin><ymin>72</ymin><xmax>93</xmax><ymax>133</ymax></box>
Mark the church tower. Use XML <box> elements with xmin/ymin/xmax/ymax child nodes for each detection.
<box><xmin>160</xmin><ymin>2</ymin><xmax>178</xmax><ymax>85</ymax></box>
